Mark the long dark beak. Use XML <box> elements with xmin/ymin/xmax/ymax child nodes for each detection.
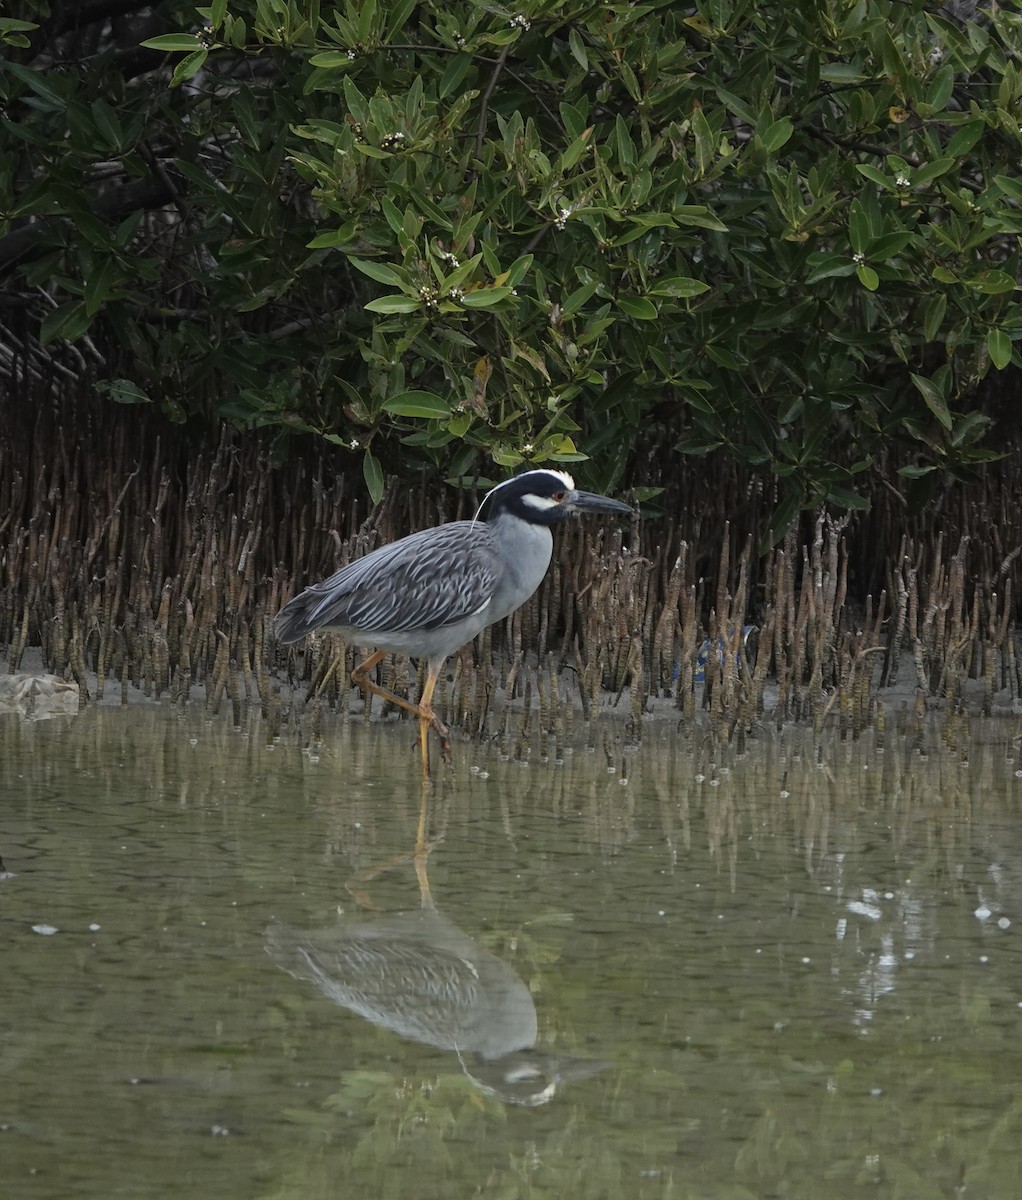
<box><xmin>566</xmin><ymin>489</ymin><xmax>633</xmax><ymax>516</ymax></box>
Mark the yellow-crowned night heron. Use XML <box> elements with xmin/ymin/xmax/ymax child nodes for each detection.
<box><xmin>273</xmin><ymin>469</ymin><xmax>632</xmax><ymax>776</ymax></box>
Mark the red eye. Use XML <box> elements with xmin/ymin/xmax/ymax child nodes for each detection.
<box><xmin>553</xmin><ymin>491</ymin><xmax>565</xmax><ymax>501</ymax></box>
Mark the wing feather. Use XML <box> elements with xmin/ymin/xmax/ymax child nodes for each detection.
<box><xmin>275</xmin><ymin>521</ymin><xmax>501</xmax><ymax>642</ymax></box>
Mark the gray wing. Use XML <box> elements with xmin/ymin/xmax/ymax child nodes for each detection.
<box><xmin>274</xmin><ymin>520</ymin><xmax>502</xmax><ymax>642</ymax></box>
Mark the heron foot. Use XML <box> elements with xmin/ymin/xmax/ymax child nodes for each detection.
<box><xmin>429</xmin><ymin>714</ymin><xmax>452</xmax><ymax>766</ymax></box>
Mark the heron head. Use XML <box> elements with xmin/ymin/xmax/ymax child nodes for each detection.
<box><xmin>474</xmin><ymin>469</ymin><xmax>632</xmax><ymax>526</ymax></box>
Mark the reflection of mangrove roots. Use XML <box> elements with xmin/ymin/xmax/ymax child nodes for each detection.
<box><xmin>3</xmin><ymin>395</ymin><xmax>1021</xmax><ymax>749</ymax></box>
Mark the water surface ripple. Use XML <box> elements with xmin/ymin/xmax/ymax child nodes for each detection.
<box><xmin>2</xmin><ymin>707</ymin><xmax>1021</xmax><ymax>1199</ymax></box>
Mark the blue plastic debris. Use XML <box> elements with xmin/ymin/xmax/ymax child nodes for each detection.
<box><xmin>673</xmin><ymin>625</ymin><xmax>758</xmax><ymax>685</ymax></box>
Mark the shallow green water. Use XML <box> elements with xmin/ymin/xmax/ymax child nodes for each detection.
<box><xmin>2</xmin><ymin>705</ymin><xmax>1022</xmax><ymax>1199</ymax></box>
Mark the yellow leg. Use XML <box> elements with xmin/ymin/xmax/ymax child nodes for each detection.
<box><xmin>416</xmin><ymin>660</ymin><xmax>451</xmax><ymax>782</ymax></box>
<box><xmin>350</xmin><ymin>651</ymin><xmax>451</xmax><ymax>780</ymax></box>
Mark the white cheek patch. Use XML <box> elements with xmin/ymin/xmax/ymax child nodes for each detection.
<box><xmin>521</xmin><ymin>493</ymin><xmax>561</xmax><ymax>512</ymax></box>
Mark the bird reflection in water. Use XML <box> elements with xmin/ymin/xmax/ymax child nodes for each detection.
<box><xmin>266</xmin><ymin>799</ymin><xmax>605</xmax><ymax>1106</ymax></box>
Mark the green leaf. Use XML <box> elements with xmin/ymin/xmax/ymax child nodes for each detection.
<box><xmin>140</xmin><ymin>33</ymin><xmax>204</xmax><ymax>50</ymax></box>
<box><xmin>987</xmin><ymin>327</ymin><xmax>1013</xmax><ymax>370</ymax></box>
<box><xmin>381</xmin><ymin>391</ymin><xmax>452</xmax><ymax>418</ymax></box>
<box><xmin>617</xmin><ymin>296</ymin><xmax>658</xmax><ymax>320</ymax></box>
<box><xmin>675</xmin><ymin>438</ymin><xmax>724</xmax><ymax>456</ymax></box>
<box><xmin>826</xmin><ymin>487</ymin><xmax>870</xmax><ymax>511</ymax></box>
<box><xmin>625</xmin><ymin>213</ymin><xmax>677</xmax><ymax>230</ymax></box>
<box><xmin>926</xmin><ymin>62</ymin><xmax>955</xmax><ymax>112</ymax></box>
<box><xmin>559</xmin><ymin>102</ymin><xmax>585</xmax><ymax>140</ymax></box>
<box><xmin>559</xmin><ymin>127</ymin><xmax>593</xmax><ymax>171</ymax></box>
<box><xmin>819</xmin><ymin>63</ymin><xmax>867</xmax><ymax>83</ymax></box>
<box><xmin>967</xmin><ymin>270</ymin><xmax>1016</xmax><ymax>295</ymax></box>
<box><xmin>4</xmin><ymin>61</ymin><xmax>67</xmax><ymax>107</ymax></box>
<box><xmin>347</xmin><ymin>256</ymin><xmax>405</xmax><ymax>286</ymax></box>
<box><xmin>762</xmin><ymin>117</ymin><xmax>793</xmax><ymax>153</ymax></box>
<box><xmin>438</xmin><ymin>52</ymin><xmax>472</xmax><ymax>98</ymax></box>
<box><xmin>614</xmin><ymin>114</ymin><xmax>636</xmax><ymax>172</ymax></box>
<box><xmin>227</xmin><ymin>14</ymin><xmax>247</xmax><ymax>47</ymax></box>
<box><xmin>868</xmin><ymin>232</ymin><xmax>914</xmax><ymax>262</ymax></box>
<box><xmin>923</xmin><ymin>293</ymin><xmax>947</xmax><ymax>341</ymax></box>
<box><xmin>364</xmin><ymin>295</ymin><xmax>421</xmax><ymax>313</ymax></box>
<box><xmin>705</xmin><ymin>343</ymin><xmax>743</xmax><ymax>369</ymax></box>
<box><xmin>362</xmin><ymin>451</ymin><xmax>384</xmax><ymax>505</ymax></box>
<box><xmin>715</xmin><ymin>87</ymin><xmax>757</xmax><ymax>124</ymax></box>
<box><xmin>97</xmin><ymin>378</ymin><xmax>152</xmax><ymax>405</ymax></box>
<box><xmin>629</xmin><ymin>486</ymin><xmax>665</xmax><ymax>502</ymax></box>
<box><xmin>648</xmin><ymin>277</ymin><xmax>710</xmax><ymax>298</ymax></box>
<box><xmin>356</xmin><ymin>0</ymin><xmax>377</xmax><ymax>43</ymax></box>
<box><xmin>856</xmin><ymin>264</ymin><xmax>879</xmax><ymax>291</ymax></box>
<box><xmin>911</xmin><ymin>157</ymin><xmax>955</xmax><ymax>186</ymax></box>
<box><xmin>567</xmin><ymin>26</ymin><xmax>588</xmax><ymax>69</ymax></box>
<box><xmin>898</xmin><ymin>464</ymin><xmax>937</xmax><ymax>478</ymax></box>
<box><xmin>84</xmin><ymin>256</ymin><xmax>118</xmax><ymax>316</ymax></box>
<box><xmin>854</xmin><ymin>164</ymin><xmax>892</xmax><ymax>189</ymax></box>
<box><xmin>384</xmin><ymin>0</ymin><xmax>417</xmax><ymax>41</ymax></box>
<box><xmin>76</xmin><ymin>214</ymin><xmax>114</xmax><ymax>250</ymax></box>
<box><xmin>910</xmin><ymin>372</ymin><xmax>952</xmax><ymax>430</ymax></box>
<box><xmin>447</xmin><ymin>412</ymin><xmax>471</xmax><ymax>438</ymax></box>
<box><xmin>341</xmin><ymin>76</ymin><xmax>368</xmax><ymax>123</ymax></box>
<box><xmin>949</xmin><ymin>409</ymin><xmax>992</xmax><ymax>449</ymax></box>
<box><xmin>562</xmin><ymin>280</ymin><xmax>600</xmax><ymax>318</ymax></box>
<box><xmin>40</xmin><ymin>301</ymin><xmax>92</xmax><ymax>345</ymax></box>
<box><xmin>994</xmin><ymin>175</ymin><xmax>1022</xmax><ymax>203</ymax></box>
<box><xmin>766</xmin><ymin>488</ymin><xmax>803</xmax><ymax>548</ymax></box>
<box><xmin>805</xmin><ymin>254</ymin><xmax>857</xmax><ymax>284</ymax></box>
<box><xmin>673</xmin><ymin>206</ymin><xmax>728</xmax><ymax>232</ymax></box>
<box><xmin>848</xmin><ymin>200</ymin><xmax>871</xmax><ymax>254</ymax></box>
<box><xmin>306</xmin><ymin>228</ymin><xmax>355</xmax><ymax>249</ymax></box>
<box><xmin>170</xmin><ymin>48</ymin><xmax>208</xmax><ymax>86</ymax></box>
<box><xmin>945</xmin><ymin>120</ymin><xmax>984</xmax><ymax>157</ymax></box>
<box><xmin>308</xmin><ymin>51</ymin><xmax>356</xmax><ymax>68</ymax></box>
<box><xmin>459</xmin><ymin>287</ymin><xmax>512</xmax><ymax>308</ymax></box>
<box><xmin>502</xmin><ymin>255</ymin><xmax>534</xmax><ymax>288</ymax></box>
<box><xmin>91</xmin><ymin>99</ymin><xmax>123</xmax><ymax>150</ymax></box>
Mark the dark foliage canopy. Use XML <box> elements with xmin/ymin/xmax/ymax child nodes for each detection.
<box><xmin>2</xmin><ymin>0</ymin><xmax>1021</xmax><ymax>532</ymax></box>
